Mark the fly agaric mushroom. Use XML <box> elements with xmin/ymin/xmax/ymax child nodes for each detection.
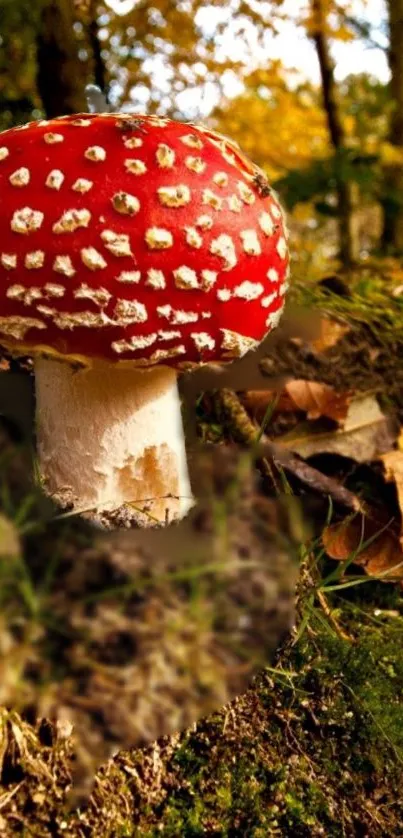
<box><xmin>0</xmin><ymin>113</ymin><xmax>289</xmax><ymax>525</ymax></box>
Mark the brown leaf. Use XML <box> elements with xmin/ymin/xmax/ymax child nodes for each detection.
<box><xmin>322</xmin><ymin>515</ymin><xmax>403</xmax><ymax>580</ymax></box>
<box><xmin>242</xmin><ymin>380</ymin><xmax>351</xmax><ymax>424</ymax></box>
<box><xmin>277</xmin><ymin>395</ymin><xmax>397</xmax><ymax>463</ymax></box>
<box><xmin>285</xmin><ymin>380</ymin><xmax>351</xmax><ymax>422</ymax></box>
<box><xmin>309</xmin><ymin>316</ymin><xmax>350</xmax><ymax>354</ymax></box>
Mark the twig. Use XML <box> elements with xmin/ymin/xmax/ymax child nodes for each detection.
<box><xmin>0</xmin><ymin>782</ymin><xmax>24</xmax><ymax>812</ymax></box>
<box><xmin>294</xmin><ymin>560</ymin><xmax>354</xmax><ymax>644</ymax></box>
<box><xmin>316</xmin><ymin>589</ymin><xmax>354</xmax><ymax>642</ymax></box>
<box><xmin>214</xmin><ymin>389</ymin><xmax>365</xmax><ymax>514</ymax></box>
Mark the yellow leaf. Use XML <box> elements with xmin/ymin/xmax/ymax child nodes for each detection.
<box><xmin>380</xmin><ymin>451</ymin><xmax>403</xmax><ymax>546</ymax></box>
<box><xmin>379</xmin><ymin>142</ymin><xmax>403</xmax><ymax>166</ymax></box>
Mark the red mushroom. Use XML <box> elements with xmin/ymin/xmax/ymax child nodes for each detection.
<box><xmin>0</xmin><ymin>113</ymin><xmax>289</xmax><ymax>525</ymax></box>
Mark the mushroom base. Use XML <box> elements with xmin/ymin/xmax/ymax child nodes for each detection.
<box><xmin>34</xmin><ymin>358</ymin><xmax>194</xmax><ymax>526</ymax></box>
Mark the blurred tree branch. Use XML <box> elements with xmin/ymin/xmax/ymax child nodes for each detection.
<box><xmin>340</xmin><ymin>14</ymin><xmax>387</xmax><ymax>51</ymax></box>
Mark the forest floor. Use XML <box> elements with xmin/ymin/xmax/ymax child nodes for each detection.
<box><xmin>270</xmin><ymin>260</ymin><xmax>403</xmax><ymax>419</ymax></box>
<box><xmin>0</xmin><ymin>263</ymin><xmax>403</xmax><ymax>837</ymax></box>
<box><xmin>0</xmin><ymin>582</ymin><xmax>402</xmax><ymax>838</ymax></box>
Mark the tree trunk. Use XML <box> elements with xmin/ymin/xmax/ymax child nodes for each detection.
<box><xmin>36</xmin><ymin>0</ymin><xmax>87</xmax><ymax>118</ymax></box>
<box><xmin>311</xmin><ymin>0</ymin><xmax>359</xmax><ymax>266</ymax></box>
<box><xmin>89</xmin><ymin>11</ymin><xmax>108</xmax><ymax>99</ymax></box>
<box><xmin>381</xmin><ymin>0</ymin><xmax>403</xmax><ymax>253</ymax></box>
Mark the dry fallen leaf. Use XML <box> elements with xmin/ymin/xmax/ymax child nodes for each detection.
<box><xmin>309</xmin><ymin>316</ymin><xmax>351</xmax><ymax>354</ymax></box>
<box><xmin>276</xmin><ymin>395</ymin><xmax>397</xmax><ymax>462</ymax></box>
<box><xmin>322</xmin><ymin>515</ymin><xmax>403</xmax><ymax>579</ymax></box>
<box><xmin>285</xmin><ymin>380</ymin><xmax>351</xmax><ymax>422</ymax></box>
<box><xmin>242</xmin><ymin>381</ymin><xmax>351</xmax><ymax>424</ymax></box>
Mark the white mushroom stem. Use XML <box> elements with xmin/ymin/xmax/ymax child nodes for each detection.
<box><xmin>34</xmin><ymin>357</ymin><xmax>194</xmax><ymax>524</ymax></box>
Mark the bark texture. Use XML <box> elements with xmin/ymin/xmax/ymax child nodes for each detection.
<box><xmin>89</xmin><ymin>11</ymin><xmax>108</xmax><ymax>98</ymax></box>
<box><xmin>311</xmin><ymin>0</ymin><xmax>360</xmax><ymax>265</ymax></box>
<box><xmin>36</xmin><ymin>0</ymin><xmax>87</xmax><ymax>117</ymax></box>
<box><xmin>381</xmin><ymin>0</ymin><xmax>403</xmax><ymax>253</ymax></box>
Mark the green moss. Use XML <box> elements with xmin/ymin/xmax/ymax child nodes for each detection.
<box><xmin>123</xmin><ymin>599</ymin><xmax>403</xmax><ymax>838</ymax></box>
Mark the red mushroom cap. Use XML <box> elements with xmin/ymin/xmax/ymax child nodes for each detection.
<box><xmin>0</xmin><ymin>113</ymin><xmax>289</xmax><ymax>368</ymax></box>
